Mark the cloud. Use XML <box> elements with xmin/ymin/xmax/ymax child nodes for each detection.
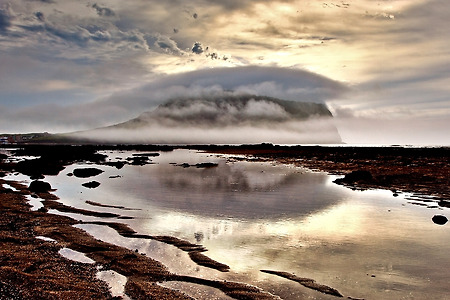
<box><xmin>146</xmin><ymin>33</ymin><xmax>184</xmax><ymax>54</ymax></box>
<box><xmin>0</xmin><ymin>4</ymin><xmax>12</xmax><ymax>33</ymax></box>
<box><xmin>91</xmin><ymin>3</ymin><xmax>115</xmax><ymax>17</ymax></box>
<box><xmin>0</xmin><ymin>0</ymin><xmax>449</xmax><ymax>145</ymax></box>
<box><xmin>34</xmin><ymin>11</ymin><xmax>45</xmax><ymax>22</ymax></box>
<box><xmin>191</xmin><ymin>42</ymin><xmax>204</xmax><ymax>54</ymax></box>
<box><xmin>99</xmin><ymin>66</ymin><xmax>350</xmax><ymax>120</ymax></box>
<box><xmin>0</xmin><ymin>66</ymin><xmax>348</xmax><ymax>133</ymax></box>
<box><xmin>333</xmin><ymin>113</ymin><xmax>450</xmax><ymax>146</ymax></box>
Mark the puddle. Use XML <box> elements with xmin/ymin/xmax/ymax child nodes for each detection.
<box><xmin>58</xmin><ymin>248</ymin><xmax>95</xmax><ymax>264</ymax></box>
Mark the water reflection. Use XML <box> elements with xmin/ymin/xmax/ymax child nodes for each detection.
<box><xmin>43</xmin><ymin>149</ymin><xmax>450</xmax><ymax>300</ymax></box>
<box><xmin>103</xmin><ymin>152</ymin><xmax>346</xmax><ymax>219</ymax></box>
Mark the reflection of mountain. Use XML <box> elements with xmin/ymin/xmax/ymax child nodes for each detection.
<box><xmin>144</xmin><ymin>161</ymin><xmax>343</xmax><ymax>219</ymax></box>
<box><xmin>72</xmin><ymin>95</ymin><xmax>342</xmax><ymax>144</ymax></box>
<box><xmin>160</xmin><ymin>162</ymin><xmax>298</xmax><ymax>193</ymax></box>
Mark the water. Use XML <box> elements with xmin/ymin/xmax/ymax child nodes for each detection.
<box><xmin>40</xmin><ymin>149</ymin><xmax>450</xmax><ymax>299</ymax></box>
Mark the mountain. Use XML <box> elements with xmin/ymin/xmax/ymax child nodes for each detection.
<box><xmin>71</xmin><ymin>95</ymin><xmax>342</xmax><ymax>144</ymax></box>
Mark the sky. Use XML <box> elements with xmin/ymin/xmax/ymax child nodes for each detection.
<box><xmin>0</xmin><ymin>0</ymin><xmax>449</xmax><ymax>145</ymax></box>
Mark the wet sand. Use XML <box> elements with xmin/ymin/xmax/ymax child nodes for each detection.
<box><xmin>1</xmin><ymin>144</ymin><xmax>449</xmax><ymax>299</ymax></box>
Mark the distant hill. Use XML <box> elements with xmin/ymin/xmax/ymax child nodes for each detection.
<box><xmin>114</xmin><ymin>95</ymin><xmax>332</xmax><ymax>128</ymax></box>
<box><xmin>69</xmin><ymin>94</ymin><xmax>342</xmax><ymax>144</ymax></box>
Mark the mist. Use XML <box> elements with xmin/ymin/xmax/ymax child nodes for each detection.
<box><xmin>72</xmin><ymin>118</ymin><xmax>341</xmax><ymax>145</ymax></box>
<box><xmin>72</xmin><ymin>95</ymin><xmax>342</xmax><ymax>144</ymax></box>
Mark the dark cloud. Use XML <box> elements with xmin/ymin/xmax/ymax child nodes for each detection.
<box><xmin>35</xmin><ymin>11</ymin><xmax>45</xmax><ymax>22</ymax></box>
<box><xmin>0</xmin><ymin>6</ymin><xmax>12</xmax><ymax>33</ymax></box>
<box><xmin>192</xmin><ymin>42</ymin><xmax>204</xmax><ymax>54</ymax></box>
<box><xmin>92</xmin><ymin>3</ymin><xmax>115</xmax><ymax>17</ymax></box>
<box><xmin>144</xmin><ymin>34</ymin><xmax>183</xmax><ymax>54</ymax></box>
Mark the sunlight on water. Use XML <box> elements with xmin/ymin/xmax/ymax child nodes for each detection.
<box><xmin>58</xmin><ymin>247</ymin><xmax>95</xmax><ymax>264</ymax></box>
<box><xmin>42</xmin><ymin>149</ymin><xmax>450</xmax><ymax>299</ymax></box>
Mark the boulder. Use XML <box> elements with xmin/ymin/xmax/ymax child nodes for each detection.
<box><xmin>432</xmin><ymin>215</ymin><xmax>448</xmax><ymax>225</ymax></box>
<box><xmin>73</xmin><ymin>168</ymin><xmax>104</xmax><ymax>178</ymax></box>
<box><xmin>28</xmin><ymin>180</ymin><xmax>52</xmax><ymax>193</ymax></box>
<box><xmin>82</xmin><ymin>181</ymin><xmax>101</xmax><ymax>189</ymax></box>
<box><xmin>334</xmin><ymin>170</ymin><xmax>373</xmax><ymax>184</ymax></box>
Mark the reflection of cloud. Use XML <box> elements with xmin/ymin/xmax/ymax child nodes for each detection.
<box><xmin>114</xmin><ymin>158</ymin><xmax>342</xmax><ymax>219</ymax></box>
<box><xmin>160</xmin><ymin>162</ymin><xmax>297</xmax><ymax>192</ymax></box>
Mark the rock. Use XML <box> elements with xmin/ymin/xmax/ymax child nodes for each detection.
<box><xmin>132</xmin><ymin>153</ymin><xmax>160</xmax><ymax>157</ymax></box>
<box><xmin>82</xmin><ymin>181</ymin><xmax>101</xmax><ymax>189</ymax></box>
<box><xmin>28</xmin><ymin>180</ymin><xmax>52</xmax><ymax>193</ymax></box>
<box><xmin>104</xmin><ymin>161</ymin><xmax>125</xmax><ymax>169</ymax></box>
<box><xmin>432</xmin><ymin>215</ymin><xmax>448</xmax><ymax>225</ymax></box>
<box><xmin>73</xmin><ymin>168</ymin><xmax>104</xmax><ymax>178</ymax></box>
<box><xmin>334</xmin><ymin>170</ymin><xmax>373</xmax><ymax>184</ymax></box>
<box><xmin>195</xmin><ymin>163</ymin><xmax>219</xmax><ymax>168</ymax></box>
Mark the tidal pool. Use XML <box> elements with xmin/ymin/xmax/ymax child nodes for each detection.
<box><xmin>43</xmin><ymin>149</ymin><xmax>450</xmax><ymax>299</ymax></box>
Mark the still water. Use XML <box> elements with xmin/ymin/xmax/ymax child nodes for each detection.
<box><xmin>35</xmin><ymin>149</ymin><xmax>450</xmax><ymax>299</ymax></box>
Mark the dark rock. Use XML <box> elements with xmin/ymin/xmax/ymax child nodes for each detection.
<box><xmin>73</xmin><ymin>168</ymin><xmax>104</xmax><ymax>178</ymax></box>
<box><xmin>132</xmin><ymin>153</ymin><xmax>160</xmax><ymax>157</ymax></box>
<box><xmin>37</xmin><ymin>207</ymin><xmax>48</xmax><ymax>213</ymax></box>
<box><xmin>334</xmin><ymin>170</ymin><xmax>373</xmax><ymax>184</ymax></box>
<box><xmin>432</xmin><ymin>215</ymin><xmax>448</xmax><ymax>225</ymax></box>
<box><xmin>260</xmin><ymin>269</ymin><xmax>343</xmax><ymax>297</ymax></box>
<box><xmin>438</xmin><ymin>200</ymin><xmax>450</xmax><ymax>209</ymax></box>
<box><xmin>104</xmin><ymin>161</ymin><xmax>125</xmax><ymax>169</ymax></box>
<box><xmin>82</xmin><ymin>181</ymin><xmax>101</xmax><ymax>189</ymax></box>
<box><xmin>195</xmin><ymin>162</ymin><xmax>219</xmax><ymax>168</ymax></box>
<box><xmin>28</xmin><ymin>180</ymin><xmax>52</xmax><ymax>193</ymax></box>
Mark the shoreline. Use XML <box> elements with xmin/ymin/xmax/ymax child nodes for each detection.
<box><xmin>1</xmin><ymin>144</ymin><xmax>449</xmax><ymax>298</ymax></box>
<box><xmin>196</xmin><ymin>144</ymin><xmax>449</xmax><ymax>202</ymax></box>
<box><xmin>0</xmin><ymin>146</ymin><xmax>282</xmax><ymax>299</ymax></box>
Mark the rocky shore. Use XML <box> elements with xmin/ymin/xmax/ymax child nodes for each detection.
<box><xmin>1</xmin><ymin>144</ymin><xmax>449</xmax><ymax>299</ymax></box>
<box><xmin>197</xmin><ymin>144</ymin><xmax>450</xmax><ymax>202</ymax></box>
<box><xmin>0</xmin><ymin>145</ymin><xmax>280</xmax><ymax>299</ymax></box>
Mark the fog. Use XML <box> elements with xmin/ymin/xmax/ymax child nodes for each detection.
<box><xmin>72</xmin><ymin>95</ymin><xmax>342</xmax><ymax>144</ymax></box>
<box><xmin>72</xmin><ymin>119</ymin><xmax>341</xmax><ymax>145</ymax></box>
